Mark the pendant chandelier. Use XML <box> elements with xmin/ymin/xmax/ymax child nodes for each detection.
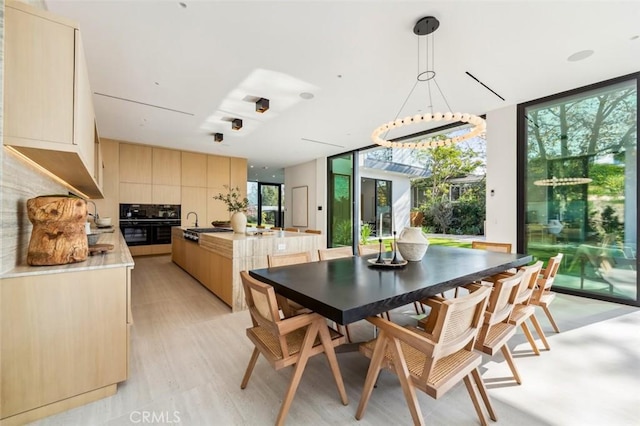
<box><xmin>534</xmin><ymin>176</ymin><xmax>593</xmax><ymax>187</ymax></box>
<box><xmin>372</xmin><ymin>17</ymin><xmax>486</xmax><ymax>149</ymax></box>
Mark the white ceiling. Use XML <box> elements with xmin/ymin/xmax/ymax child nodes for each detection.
<box><xmin>46</xmin><ymin>1</ymin><xmax>640</xmax><ymax>183</ymax></box>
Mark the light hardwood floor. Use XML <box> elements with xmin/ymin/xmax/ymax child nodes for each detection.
<box><xmin>32</xmin><ymin>255</ymin><xmax>640</xmax><ymax>425</ymax></box>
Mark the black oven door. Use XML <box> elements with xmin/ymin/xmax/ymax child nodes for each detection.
<box><xmin>152</xmin><ymin>225</ymin><xmax>173</xmax><ymax>245</ymax></box>
<box><xmin>120</xmin><ymin>224</ymin><xmax>153</xmax><ymax>246</ymax></box>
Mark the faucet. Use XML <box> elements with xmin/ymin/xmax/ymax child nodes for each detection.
<box><xmin>86</xmin><ymin>200</ymin><xmax>99</xmax><ymax>220</ymax></box>
<box><xmin>187</xmin><ymin>211</ymin><xmax>198</xmax><ymax>227</ymax></box>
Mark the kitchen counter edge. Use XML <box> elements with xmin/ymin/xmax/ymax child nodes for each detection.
<box><xmin>1</xmin><ymin>230</ymin><xmax>134</xmax><ymax>279</ymax></box>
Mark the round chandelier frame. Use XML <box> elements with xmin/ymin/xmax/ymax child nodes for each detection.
<box><xmin>533</xmin><ymin>176</ymin><xmax>593</xmax><ymax>187</ymax></box>
<box><xmin>372</xmin><ymin>16</ymin><xmax>486</xmax><ymax>149</ymax></box>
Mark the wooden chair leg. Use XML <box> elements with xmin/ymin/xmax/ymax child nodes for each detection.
<box><xmin>463</xmin><ymin>374</ymin><xmax>489</xmax><ymax>426</ymax></box>
<box><xmin>500</xmin><ymin>345</ymin><xmax>521</xmax><ymax>384</ymax></box>
<box><xmin>356</xmin><ymin>332</ymin><xmax>388</xmax><ymax>420</ymax></box>
<box><xmin>471</xmin><ymin>368</ymin><xmax>497</xmax><ymax>421</ymax></box>
<box><xmin>520</xmin><ymin>321</ymin><xmax>541</xmax><ymax>355</ymax></box>
<box><xmin>317</xmin><ymin>322</ymin><xmax>348</xmax><ymax>405</ymax></box>
<box><xmin>276</xmin><ymin>322</ymin><xmax>319</xmax><ymax>426</ymax></box>
<box><xmin>543</xmin><ymin>305</ymin><xmax>561</xmax><ymax>333</ymax></box>
<box><xmin>388</xmin><ymin>337</ymin><xmax>424</xmax><ymax>426</ymax></box>
<box><xmin>529</xmin><ymin>314</ymin><xmax>551</xmax><ymax>351</ymax></box>
<box><xmin>240</xmin><ymin>347</ymin><xmax>260</xmax><ymax>389</ymax></box>
<box><xmin>413</xmin><ymin>301</ymin><xmax>424</xmax><ymax>314</ymax></box>
<box><xmin>336</xmin><ymin>323</ymin><xmax>352</xmax><ymax>343</ymax></box>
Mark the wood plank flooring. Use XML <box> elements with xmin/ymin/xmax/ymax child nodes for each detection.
<box><xmin>31</xmin><ymin>255</ymin><xmax>640</xmax><ymax>425</ymax></box>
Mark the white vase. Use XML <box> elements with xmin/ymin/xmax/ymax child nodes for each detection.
<box><xmin>547</xmin><ymin>219</ymin><xmax>563</xmax><ymax>235</ymax></box>
<box><xmin>396</xmin><ymin>227</ymin><xmax>429</xmax><ymax>261</ymax></box>
<box><xmin>230</xmin><ymin>211</ymin><xmax>247</xmax><ymax>234</ymax></box>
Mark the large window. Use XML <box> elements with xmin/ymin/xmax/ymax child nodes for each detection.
<box><xmin>519</xmin><ymin>73</ymin><xmax>638</xmax><ymax>305</ymax></box>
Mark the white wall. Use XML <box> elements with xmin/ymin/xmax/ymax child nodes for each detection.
<box><xmin>284</xmin><ymin>158</ymin><xmax>326</xmax><ymax>233</ymax></box>
<box><xmin>359</xmin><ymin>169</ymin><xmax>411</xmax><ymax>233</ymax></box>
<box><xmin>485</xmin><ymin>105</ymin><xmax>518</xmax><ymax>249</ymax></box>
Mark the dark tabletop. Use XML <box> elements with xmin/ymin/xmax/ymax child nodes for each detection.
<box><xmin>249</xmin><ymin>245</ymin><xmax>532</xmax><ymax>325</ymax></box>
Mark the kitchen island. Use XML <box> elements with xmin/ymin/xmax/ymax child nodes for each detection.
<box><xmin>0</xmin><ymin>231</ymin><xmax>134</xmax><ymax>425</ymax></box>
<box><xmin>171</xmin><ymin>227</ymin><xmax>324</xmax><ymax>311</ymax></box>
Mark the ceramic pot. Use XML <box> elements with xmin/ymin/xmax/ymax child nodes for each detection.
<box><xmin>230</xmin><ymin>211</ymin><xmax>247</xmax><ymax>234</ymax></box>
<box><xmin>547</xmin><ymin>219</ymin><xmax>563</xmax><ymax>235</ymax></box>
<box><xmin>396</xmin><ymin>227</ymin><xmax>429</xmax><ymax>261</ymax></box>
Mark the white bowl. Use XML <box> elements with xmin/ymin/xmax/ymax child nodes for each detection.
<box><xmin>95</xmin><ymin>217</ymin><xmax>112</xmax><ymax>227</ymax></box>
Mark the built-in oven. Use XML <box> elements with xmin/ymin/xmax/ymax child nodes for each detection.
<box><xmin>120</xmin><ymin>221</ymin><xmax>153</xmax><ymax>246</ymax></box>
<box><xmin>119</xmin><ymin>204</ymin><xmax>181</xmax><ymax>246</ymax></box>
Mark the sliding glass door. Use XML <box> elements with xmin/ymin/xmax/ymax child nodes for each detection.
<box><xmin>361</xmin><ymin>178</ymin><xmax>392</xmax><ymax>237</ymax></box>
<box><xmin>328</xmin><ymin>153</ymin><xmax>356</xmax><ymax>248</ymax></box>
<box><xmin>519</xmin><ymin>73</ymin><xmax>638</xmax><ymax>305</ymax></box>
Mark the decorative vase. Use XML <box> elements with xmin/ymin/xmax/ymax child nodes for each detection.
<box><xmin>396</xmin><ymin>227</ymin><xmax>429</xmax><ymax>262</ymax></box>
<box><xmin>547</xmin><ymin>219</ymin><xmax>563</xmax><ymax>235</ymax></box>
<box><xmin>230</xmin><ymin>211</ymin><xmax>247</xmax><ymax>234</ymax></box>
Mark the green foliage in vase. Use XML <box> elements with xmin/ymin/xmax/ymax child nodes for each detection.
<box><xmin>212</xmin><ymin>185</ymin><xmax>249</xmax><ymax>213</ymax></box>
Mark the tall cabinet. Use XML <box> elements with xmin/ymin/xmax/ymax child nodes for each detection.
<box><xmin>3</xmin><ymin>1</ymin><xmax>103</xmax><ymax>198</ymax></box>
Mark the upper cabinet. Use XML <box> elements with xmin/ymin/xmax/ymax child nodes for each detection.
<box><xmin>3</xmin><ymin>1</ymin><xmax>103</xmax><ymax>198</ymax></box>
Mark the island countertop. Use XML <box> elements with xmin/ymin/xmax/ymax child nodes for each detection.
<box><xmin>1</xmin><ymin>230</ymin><xmax>134</xmax><ymax>279</ymax></box>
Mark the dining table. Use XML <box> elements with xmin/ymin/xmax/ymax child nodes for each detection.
<box><xmin>249</xmin><ymin>245</ymin><xmax>532</xmax><ymax>325</ymax></box>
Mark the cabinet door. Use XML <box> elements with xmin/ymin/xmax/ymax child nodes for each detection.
<box><xmin>119</xmin><ymin>144</ymin><xmax>152</xmax><ymax>183</ymax></box>
<box><xmin>181</xmin><ymin>187</ymin><xmax>207</xmax><ymax>227</ymax></box>
<box><xmin>229</xmin><ymin>157</ymin><xmax>248</xmax><ymax>198</ymax></box>
<box><xmin>181</xmin><ymin>152</ymin><xmax>207</xmax><ymax>187</ymax></box>
<box><xmin>0</xmin><ymin>268</ymin><xmax>127</xmax><ymax>418</ymax></box>
<box><xmin>207</xmin><ymin>188</ymin><xmax>230</xmax><ymax>225</ymax></box>
<box><xmin>119</xmin><ymin>183</ymin><xmax>152</xmax><ymax>204</ymax></box>
<box><xmin>93</xmin><ymin>139</ymin><xmax>120</xmax><ymax>221</ymax></box>
<box><xmin>152</xmin><ymin>185</ymin><xmax>181</xmax><ymax>204</ymax></box>
<box><xmin>73</xmin><ymin>31</ymin><xmax>95</xmax><ymax>176</ymax></box>
<box><xmin>152</xmin><ymin>148</ymin><xmax>181</xmax><ymax>185</ymax></box>
<box><xmin>4</xmin><ymin>4</ymin><xmax>75</xmax><ymax>145</ymax></box>
<box><xmin>207</xmin><ymin>155</ymin><xmax>230</xmax><ymax>190</ymax></box>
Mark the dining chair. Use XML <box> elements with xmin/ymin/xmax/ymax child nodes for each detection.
<box><xmin>267</xmin><ymin>252</ymin><xmax>313</xmax><ymax>317</ymax></box>
<box><xmin>305</xmin><ymin>229</ymin><xmax>322</xmax><ymax>234</ymax></box>
<box><xmin>465</xmin><ymin>270</ymin><xmax>525</xmax><ymax>384</ymax></box>
<box><xmin>471</xmin><ymin>241</ymin><xmax>512</xmax><ymax>253</ymax></box>
<box><xmin>318</xmin><ymin>246</ymin><xmax>353</xmax><ymax>260</ymax></box>
<box><xmin>271</xmin><ymin>227</ymin><xmax>282</xmax><ymax>231</ymax></box>
<box><xmin>284</xmin><ymin>227</ymin><xmax>300</xmax><ymax>232</ymax></box>
<box><xmin>318</xmin><ymin>247</ymin><xmax>355</xmax><ymax>342</ymax></box>
<box><xmin>503</xmin><ymin>260</ymin><xmax>550</xmax><ymax>354</ymax></box>
<box><xmin>239</xmin><ymin>271</ymin><xmax>348</xmax><ymax>425</ymax></box>
<box><xmin>256</xmin><ymin>225</ymin><xmax>265</xmax><ymax>229</ymax></box>
<box><xmin>531</xmin><ymin>253</ymin><xmax>563</xmax><ymax>333</ymax></box>
<box><xmin>356</xmin><ymin>285</ymin><xmax>494</xmax><ymax>426</ymax></box>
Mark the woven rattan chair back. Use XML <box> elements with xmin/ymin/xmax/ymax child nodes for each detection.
<box><xmin>471</xmin><ymin>240</ymin><xmax>512</xmax><ymax>253</ymax></box>
<box><xmin>318</xmin><ymin>246</ymin><xmax>353</xmax><ymax>260</ymax></box>
<box><xmin>267</xmin><ymin>251</ymin><xmax>311</xmax><ymax>268</ymax></box>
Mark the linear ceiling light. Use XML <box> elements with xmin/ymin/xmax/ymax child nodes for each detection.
<box><xmin>372</xmin><ymin>16</ymin><xmax>486</xmax><ymax>149</ymax></box>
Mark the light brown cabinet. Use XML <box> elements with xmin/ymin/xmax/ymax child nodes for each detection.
<box><xmin>1</xmin><ymin>266</ymin><xmax>131</xmax><ymax>423</ymax></box>
<box><xmin>207</xmin><ymin>155</ymin><xmax>230</xmax><ymax>190</ymax></box>
<box><xmin>181</xmin><ymin>152</ymin><xmax>207</xmax><ymax>187</ymax></box>
<box><xmin>152</xmin><ymin>148</ymin><xmax>181</xmax><ymax>185</ymax></box>
<box><xmin>4</xmin><ymin>1</ymin><xmax>102</xmax><ymax>198</ymax></box>
<box><xmin>119</xmin><ymin>144</ymin><xmax>152</xmax><ymax>184</ymax></box>
<box><xmin>181</xmin><ymin>186</ymin><xmax>207</xmax><ymax>227</ymax></box>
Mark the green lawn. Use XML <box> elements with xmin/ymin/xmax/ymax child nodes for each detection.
<box><xmin>427</xmin><ymin>237</ymin><xmax>471</xmax><ymax>249</ymax></box>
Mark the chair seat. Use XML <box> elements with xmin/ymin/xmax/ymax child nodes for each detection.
<box><xmin>534</xmin><ymin>291</ymin><xmax>556</xmax><ymax>307</ymax></box>
<box><xmin>248</xmin><ymin>325</ymin><xmax>344</xmax><ymax>365</ymax></box>
<box><xmin>476</xmin><ymin>322</ymin><xmax>516</xmax><ymax>355</ymax></box>
<box><xmin>360</xmin><ymin>335</ymin><xmax>481</xmax><ymax>399</ymax></box>
<box><xmin>508</xmin><ymin>304</ymin><xmax>536</xmax><ymax>326</ymax></box>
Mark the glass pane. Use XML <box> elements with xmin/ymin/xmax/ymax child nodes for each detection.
<box><xmin>376</xmin><ymin>180</ymin><xmax>392</xmax><ymax>236</ymax></box>
<box><xmin>524</xmin><ymin>78</ymin><xmax>637</xmax><ymax>302</ymax></box>
<box><xmin>329</xmin><ymin>154</ymin><xmax>353</xmax><ymax>247</ymax></box>
<box><xmin>260</xmin><ymin>184</ymin><xmax>281</xmax><ymax>227</ymax></box>
<box><xmin>246</xmin><ymin>182</ymin><xmax>258</xmax><ymax>225</ymax></box>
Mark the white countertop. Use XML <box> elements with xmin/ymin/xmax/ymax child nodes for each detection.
<box><xmin>1</xmin><ymin>230</ymin><xmax>134</xmax><ymax>279</ymax></box>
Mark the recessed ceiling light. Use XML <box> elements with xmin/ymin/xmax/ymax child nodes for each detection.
<box><xmin>154</xmin><ymin>82</ymin><xmax>159</xmax><ymax>86</ymax></box>
<box><xmin>250</xmin><ymin>165</ymin><xmax>254</xmax><ymax>168</ymax></box>
<box><xmin>299</xmin><ymin>92</ymin><xmax>314</xmax><ymax>100</ymax></box>
<box><xmin>631</xmin><ymin>35</ymin><xmax>639</xmax><ymax>41</ymax></box>
<box><xmin>567</xmin><ymin>50</ymin><xmax>594</xmax><ymax>62</ymax></box>
<box><xmin>179</xmin><ymin>2</ymin><xmax>187</xmax><ymax>8</ymax></box>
